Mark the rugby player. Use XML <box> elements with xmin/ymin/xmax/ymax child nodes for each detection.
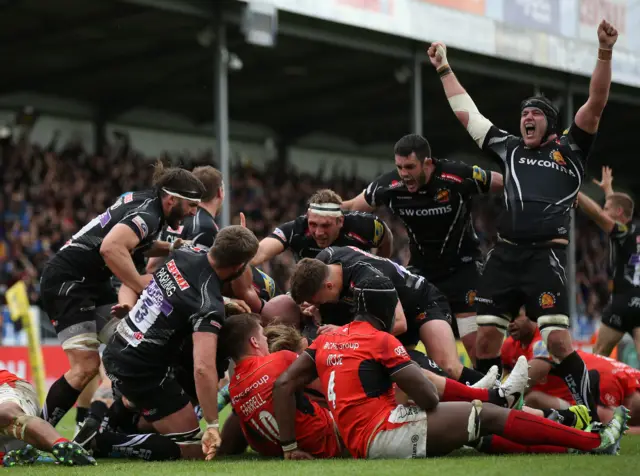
<box><xmin>0</xmin><ymin>369</ymin><xmax>95</xmax><ymax>466</ymax></box>
<box><xmin>39</xmin><ymin>163</ymin><xmax>204</xmax><ymax>428</ymax></box>
<box><xmin>221</xmin><ymin>314</ymin><xmax>344</xmax><ymax>458</ymax></box>
<box><xmin>428</xmin><ymin>19</ymin><xmax>620</xmax><ymax>419</ymax></box>
<box><xmin>342</xmin><ymin>135</ymin><xmax>503</xmax><ymax>362</ymax></box>
<box><xmin>290</xmin><ymin>246</ymin><xmax>485</xmax><ymax>384</ymax></box>
<box><xmin>274</xmin><ymin>276</ymin><xmax>629</xmax><ymax>459</ymax></box>
<box><xmin>149</xmin><ymin>166</ymin><xmax>279</xmax><ymax>313</ymax></box>
<box><xmin>102</xmin><ymin>226</ymin><xmax>259</xmax><ymax>460</ymax></box>
<box><xmin>577</xmin><ymin>166</ymin><xmax>640</xmax><ymax>357</ymax></box>
<box><xmin>502</xmin><ymin>310</ymin><xmax>640</xmax><ymax>427</ymax></box>
<box><xmin>252</xmin><ymin>189</ymin><xmax>392</xmax><ymax>265</ymax></box>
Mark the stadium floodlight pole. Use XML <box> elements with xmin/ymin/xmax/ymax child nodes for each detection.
<box><xmin>565</xmin><ymin>80</ymin><xmax>577</xmax><ymax>323</ymax></box>
<box><xmin>411</xmin><ymin>46</ymin><xmax>423</xmax><ymax>135</ymax></box>
<box><xmin>214</xmin><ymin>9</ymin><xmax>231</xmax><ymax>228</ymax></box>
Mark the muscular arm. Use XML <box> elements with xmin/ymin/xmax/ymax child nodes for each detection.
<box><xmin>100</xmin><ymin>224</ymin><xmax>148</xmax><ymax>294</ymax></box>
<box><xmin>193</xmin><ymin>332</ymin><xmax>219</xmax><ymax>426</ymax></box>
<box><xmin>376</xmin><ymin>223</ymin><xmax>393</xmax><ymax>258</ymax></box>
<box><xmin>577</xmin><ymin>192</ymin><xmax>615</xmax><ymax>234</ymax></box>
<box><xmin>392</xmin><ymin>363</ymin><xmax>439</xmax><ymax>411</ymax></box>
<box><xmin>574</xmin><ymin>53</ymin><xmax>613</xmax><ymax>134</ymax></box>
<box><xmin>273</xmin><ymin>353</ymin><xmax>319</xmax><ymax>445</ymax></box>
<box><xmin>230</xmin><ymin>267</ymin><xmax>263</xmax><ymax>313</ymax></box>
<box><xmin>146</xmin><ymin>257</ymin><xmax>164</xmax><ymax>274</ymax></box>
<box><xmin>429</xmin><ymin>43</ymin><xmax>494</xmax><ymax>150</ymax></box>
<box><xmin>145</xmin><ymin>240</ymin><xmax>173</xmax><ymax>258</ymax></box>
<box><xmin>251</xmin><ymin>238</ymin><xmax>285</xmax><ymax>266</ymax></box>
<box><xmin>342</xmin><ymin>192</ymin><xmax>375</xmax><ymax>213</ymax></box>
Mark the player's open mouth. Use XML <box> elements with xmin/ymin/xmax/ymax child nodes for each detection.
<box><xmin>403</xmin><ymin>179</ymin><xmax>416</xmax><ymax>188</ymax></box>
<box><xmin>524</xmin><ymin>123</ymin><xmax>535</xmax><ymax>138</ymax></box>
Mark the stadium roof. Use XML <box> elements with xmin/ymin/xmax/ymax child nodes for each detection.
<box><xmin>2</xmin><ymin>0</ymin><xmax>640</xmax><ymax>188</ymax></box>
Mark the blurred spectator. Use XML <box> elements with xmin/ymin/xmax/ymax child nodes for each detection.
<box><xmin>0</xmin><ymin>132</ymin><xmax>611</xmax><ymax>325</ymax></box>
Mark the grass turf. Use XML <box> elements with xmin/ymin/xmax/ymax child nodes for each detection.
<box><xmin>7</xmin><ymin>408</ymin><xmax>639</xmax><ymax>475</ymax></box>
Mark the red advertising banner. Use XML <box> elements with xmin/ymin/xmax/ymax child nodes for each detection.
<box><xmin>0</xmin><ymin>346</ymin><xmax>68</xmax><ymax>388</ymax></box>
<box><xmin>417</xmin><ymin>0</ymin><xmax>485</xmax><ymax>15</ymax></box>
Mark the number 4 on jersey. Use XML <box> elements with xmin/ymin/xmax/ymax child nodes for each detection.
<box><xmin>327</xmin><ymin>370</ymin><xmax>337</xmax><ymax>409</ymax></box>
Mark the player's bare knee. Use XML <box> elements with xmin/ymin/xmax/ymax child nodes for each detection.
<box><xmin>476</xmin><ymin>315</ymin><xmax>508</xmax><ymax>355</ymax></box>
<box><xmin>538</xmin><ymin>315</ymin><xmax>571</xmax><ymax>358</ymax></box>
<box><xmin>67</xmin><ymin>352</ymin><xmax>101</xmax><ymax>388</ymax></box>
<box><xmin>0</xmin><ymin>403</ymin><xmax>23</xmax><ymax>428</ymax></box>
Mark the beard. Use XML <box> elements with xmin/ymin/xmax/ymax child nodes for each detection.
<box><xmin>166</xmin><ymin>203</ymin><xmax>184</xmax><ymax>229</ymax></box>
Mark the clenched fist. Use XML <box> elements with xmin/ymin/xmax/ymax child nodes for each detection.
<box><xmin>598</xmin><ymin>19</ymin><xmax>618</xmax><ymax>49</ymax></box>
<box><xmin>427</xmin><ymin>42</ymin><xmax>448</xmax><ymax>69</ymax></box>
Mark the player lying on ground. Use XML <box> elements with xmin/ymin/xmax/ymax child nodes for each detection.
<box><xmin>577</xmin><ymin>166</ymin><xmax>640</xmax><ymax>358</ymax></box>
<box><xmin>502</xmin><ymin>310</ymin><xmax>640</xmax><ymax>428</ymax></box>
<box><xmin>219</xmin><ymin>314</ymin><xmax>345</xmax><ymax>458</ymax></box>
<box><xmin>102</xmin><ymin>226</ymin><xmax>259</xmax><ymax>460</ymax></box>
<box><xmin>274</xmin><ymin>276</ymin><xmax>629</xmax><ymax>459</ymax></box>
<box><xmin>290</xmin><ymin>246</ymin><xmax>488</xmax><ymax>385</ymax></box>
<box><xmin>0</xmin><ymin>370</ymin><xmax>95</xmax><ymax>466</ymax></box>
<box><xmin>429</xmin><ymin>21</ymin><xmax>619</xmax><ymax>423</ymax></box>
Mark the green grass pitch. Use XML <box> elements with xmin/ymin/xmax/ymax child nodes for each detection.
<box><xmin>8</xmin><ymin>408</ymin><xmax>639</xmax><ymax>475</ymax></box>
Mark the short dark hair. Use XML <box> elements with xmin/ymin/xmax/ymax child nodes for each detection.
<box><xmin>290</xmin><ymin>258</ymin><xmax>329</xmax><ymax>304</ymax></box>
<box><xmin>394</xmin><ymin>134</ymin><xmax>431</xmax><ymax>161</ymax></box>
<box><xmin>153</xmin><ymin>160</ymin><xmax>205</xmax><ymax>201</ymax></box>
<box><xmin>192</xmin><ymin>166</ymin><xmax>223</xmax><ymax>202</ymax></box>
<box><xmin>211</xmin><ymin>226</ymin><xmax>259</xmax><ymax>268</ymax></box>
<box><xmin>219</xmin><ymin>313</ymin><xmax>262</xmax><ymax>361</ymax></box>
<box><xmin>264</xmin><ymin>325</ymin><xmax>305</xmax><ymax>353</ymax></box>
<box><xmin>608</xmin><ymin>193</ymin><xmax>635</xmax><ymax>219</ymax></box>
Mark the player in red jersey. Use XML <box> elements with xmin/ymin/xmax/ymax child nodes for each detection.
<box><xmin>274</xmin><ymin>276</ymin><xmax>629</xmax><ymax>459</ymax></box>
<box><xmin>502</xmin><ymin>309</ymin><xmax>640</xmax><ymax>426</ymax></box>
<box><xmin>221</xmin><ymin>313</ymin><xmax>343</xmax><ymax>458</ymax></box>
<box><xmin>0</xmin><ymin>370</ymin><xmax>95</xmax><ymax>466</ymax></box>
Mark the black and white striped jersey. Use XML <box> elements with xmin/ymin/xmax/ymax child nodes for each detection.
<box><xmin>364</xmin><ymin>160</ymin><xmax>491</xmax><ymax>278</ymax></box>
<box><xmin>50</xmin><ymin>190</ymin><xmax>165</xmax><ymax>282</ymax></box>
<box><xmin>481</xmin><ymin>122</ymin><xmax>594</xmax><ymax>243</ymax></box>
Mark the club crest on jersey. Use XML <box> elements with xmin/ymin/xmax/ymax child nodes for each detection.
<box><xmin>435</xmin><ymin>188</ymin><xmax>450</xmax><ymax>204</ymax></box>
<box><xmin>465</xmin><ymin>290</ymin><xmax>477</xmax><ymax>305</ymax></box>
<box><xmin>441</xmin><ymin>172</ymin><xmax>463</xmax><ymax>184</ymax></box>
<box><xmin>390</xmin><ymin>179</ymin><xmax>403</xmax><ymax>188</ymax></box>
<box><xmin>166</xmin><ymin>259</ymin><xmax>190</xmax><ymax>290</ymax></box>
<box><xmin>539</xmin><ymin>292</ymin><xmax>556</xmax><ymax>309</ymax></box>
<box><xmin>551</xmin><ymin>151</ymin><xmax>566</xmax><ymax>166</ymax></box>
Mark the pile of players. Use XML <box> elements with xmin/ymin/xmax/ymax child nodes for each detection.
<box><xmin>0</xmin><ymin>19</ymin><xmax>637</xmax><ymax>466</ymax></box>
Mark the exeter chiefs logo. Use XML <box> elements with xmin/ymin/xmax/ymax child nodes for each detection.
<box><xmin>435</xmin><ymin>188</ymin><xmax>450</xmax><ymax>204</ymax></box>
<box><xmin>465</xmin><ymin>290</ymin><xmax>477</xmax><ymax>306</ymax></box>
<box><xmin>539</xmin><ymin>292</ymin><xmax>556</xmax><ymax>309</ymax></box>
<box><xmin>551</xmin><ymin>151</ymin><xmax>566</xmax><ymax>166</ymax></box>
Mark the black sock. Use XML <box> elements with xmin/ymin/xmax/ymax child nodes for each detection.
<box><xmin>487</xmin><ymin>388</ymin><xmax>507</xmax><ymax>407</ymax></box>
<box><xmin>75</xmin><ymin>407</ymin><xmax>89</xmax><ymax>425</ymax></box>
<box><xmin>475</xmin><ymin>357</ymin><xmax>503</xmax><ymax>380</ymax></box>
<box><xmin>553</xmin><ymin>351</ymin><xmax>599</xmax><ymax>421</ymax></box>
<box><xmin>42</xmin><ymin>375</ymin><xmax>81</xmax><ymax>427</ymax></box>
<box><xmin>92</xmin><ymin>432</ymin><xmax>181</xmax><ymax>461</ymax></box>
<box><xmin>106</xmin><ymin>398</ymin><xmax>140</xmax><ymax>434</ymax></box>
<box><xmin>88</xmin><ymin>400</ymin><xmax>109</xmax><ymax>422</ymax></box>
<box><xmin>458</xmin><ymin>366</ymin><xmax>486</xmax><ymax>386</ymax></box>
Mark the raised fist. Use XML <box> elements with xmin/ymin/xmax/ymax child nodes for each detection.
<box><xmin>427</xmin><ymin>42</ymin><xmax>448</xmax><ymax>69</ymax></box>
<box><xmin>597</xmin><ymin>20</ymin><xmax>618</xmax><ymax>49</ymax></box>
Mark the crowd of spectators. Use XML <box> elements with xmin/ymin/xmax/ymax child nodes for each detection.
<box><xmin>0</xmin><ymin>132</ymin><xmax>613</xmax><ymax>329</ymax></box>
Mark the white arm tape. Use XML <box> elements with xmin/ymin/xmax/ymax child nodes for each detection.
<box><xmin>448</xmin><ymin>93</ymin><xmax>493</xmax><ymax>148</ymax></box>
